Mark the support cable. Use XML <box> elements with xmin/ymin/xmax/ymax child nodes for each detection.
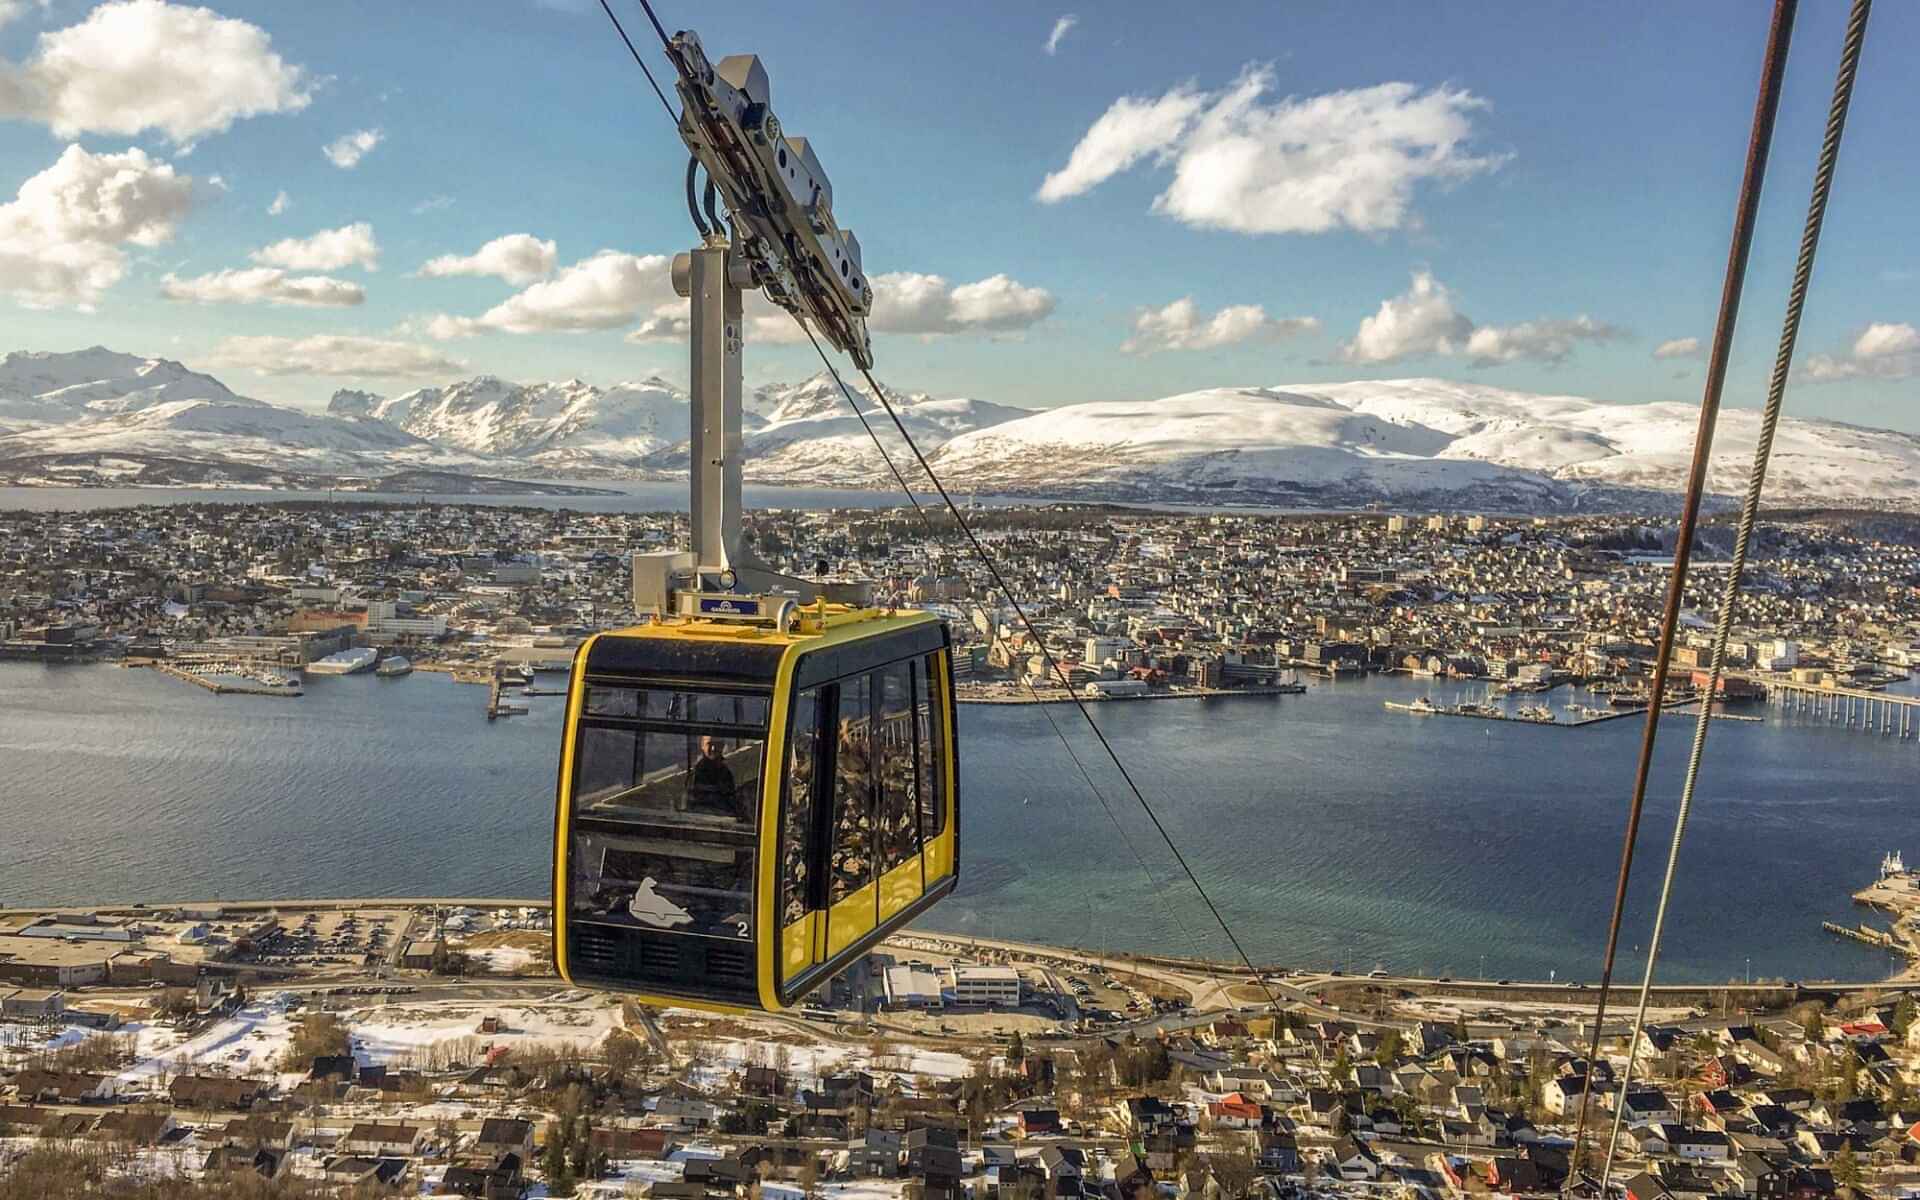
<box><xmin>614</xmin><ymin>0</ymin><xmax>1280</xmax><ymax>1014</ymax></box>
<box><xmin>1566</xmin><ymin>0</ymin><xmax>1799</xmax><ymax>1184</ymax></box>
<box><xmin>596</xmin><ymin>0</ymin><xmax>677</xmax><ymax>122</ymax></box>
<box><xmin>794</xmin><ymin>325</ymin><xmax>1230</xmax><ymax>994</ymax></box>
<box><xmin>854</xmin><ymin>355</ymin><xmax>1282</xmax><ymax>1012</ymax></box>
<box><xmin>1595</xmin><ymin>1</ymin><xmax>1871</xmax><ymax>1193</ymax></box>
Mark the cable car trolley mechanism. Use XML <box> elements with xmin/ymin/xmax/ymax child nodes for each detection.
<box><xmin>553</xmin><ymin>24</ymin><xmax>957</xmax><ymax>1013</ymax></box>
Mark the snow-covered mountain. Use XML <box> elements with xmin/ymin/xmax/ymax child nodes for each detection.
<box><xmin>0</xmin><ymin>347</ymin><xmax>257</xmax><ymax>427</ymax></box>
<box><xmin>331</xmin><ymin>375</ymin><xmax>694</xmax><ymax>469</ymax></box>
<box><xmin>923</xmin><ymin>379</ymin><xmax>1920</xmax><ymax>509</ymax></box>
<box><xmin>7</xmin><ymin>348</ymin><xmax>1920</xmax><ymax>508</ymax></box>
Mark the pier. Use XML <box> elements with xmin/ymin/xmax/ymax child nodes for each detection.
<box><xmin>131</xmin><ymin>660</ymin><xmax>302</xmax><ymax>698</ymax></box>
<box><xmin>1745</xmin><ymin>675</ymin><xmax>1920</xmax><ymax>740</ymax></box>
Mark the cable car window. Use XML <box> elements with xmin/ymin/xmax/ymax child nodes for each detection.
<box><xmin>829</xmin><ymin>674</ymin><xmax>874</xmax><ymax>902</ymax></box>
<box><xmin>782</xmin><ymin>686</ymin><xmax>821</xmax><ymax>928</ymax></box>
<box><xmin>877</xmin><ymin>661</ymin><xmax>919</xmax><ymax>872</ymax></box>
<box><xmin>574</xmin><ymin>727</ymin><xmax>762</xmax><ymax>827</ymax></box>
<box><xmin>915</xmin><ymin>653</ymin><xmax>946</xmax><ymax>837</ymax></box>
<box><xmin>568</xmin><ymin>686</ymin><xmax>769</xmax><ymax>942</ymax></box>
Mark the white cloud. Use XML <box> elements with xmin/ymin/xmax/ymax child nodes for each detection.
<box><xmin>250</xmin><ymin>222</ymin><xmax>380</xmax><ymax>272</ymax></box>
<box><xmin>418</xmin><ymin>234</ymin><xmax>558</xmax><ymax>286</ymax></box>
<box><xmin>0</xmin><ymin>0</ymin><xmax>310</xmax><ymax>143</ymax></box>
<box><xmin>428</xmin><ymin>250</ymin><xmax>675</xmax><ymax>337</ymax></box>
<box><xmin>412</xmin><ymin>193</ymin><xmax>454</xmax><ymax>215</ymax></box>
<box><xmin>160</xmin><ymin>267</ymin><xmax>363</xmax><ymax>308</ymax></box>
<box><xmin>207</xmin><ymin>334</ymin><xmax>464</xmax><ymax>378</ymax></box>
<box><xmin>1040</xmin><ymin>67</ymin><xmax>1505</xmax><ymax>235</ymax></box>
<box><xmin>267</xmin><ymin>189</ymin><xmax>289</xmax><ymax>216</ymax></box>
<box><xmin>1653</xmin><ymin>336</ymin><xmax>1702</xmax><ymax>359</ymax></box>
<box><xmin>427</xmin><ymin>251</ymin><xmax>1053</xmax><ymax>345</ymax></box>
<box><xmin>1339</xmin><ymin>270</ymin><xmax>1613</xmax><ymax>366</ymax></box>
<box><xmin>322</xmin><ymin>127</ymin><xmax>383</xmax><ymax>169</ymax></box>
<box><xmin>869</xmin><ymin>272</ymin><xmax>1056</xmax><ymax>335</ymax></box>
<box><xmin>1339</xmin><ymin>271</ymin><xmax>1474</xmax><ymax>363</ymax></box>
<box><xmin>0</xmin><ymin>144</ymin><xmax>196</xmax><ymax>309</ymax></box>
<box><xmin>1043</xmin><ymin>13</ymin><xmax>1078</xmax><ymax>55</ymax></box>
<box><xmin>1464</xmin><ymin>315</ymin><xmax>1620</xmax><ymax>365</ymax></box>
<box><xmin>1805</xmin><ymin>322</ymin><xmax>1920</xmax><ymax>381</ymax></box>
<box><xmin>1121</xmin><ymin>297</ymin><xmax>1319</xmax><ymax>354</ymax></box>
<box><xmin>1036</xmin><ymin>84</ymin><xmax>1207</xmax><ymax>204</ymax></box>
<box><xmin>0</xmin><ymin>1</ymin><xmax>47</xmax><ymax>30</ymax></box>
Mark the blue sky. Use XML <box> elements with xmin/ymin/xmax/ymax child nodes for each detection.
<box><xmin>2</xmin><ymin>0</ymin><xmax>1916</xmax><ymax>429</ymax></box>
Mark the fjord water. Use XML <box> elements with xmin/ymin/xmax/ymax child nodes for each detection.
<box><xmin>2</xmin><ymin>661</ymin><xmax>1914</xmax><ymax>983</ymax></box>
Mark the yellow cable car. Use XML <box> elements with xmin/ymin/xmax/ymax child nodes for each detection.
<box><xmin>553</xmin><ymin>605</ymin><xmax>958</xmax><ymax>1012</ymax></box>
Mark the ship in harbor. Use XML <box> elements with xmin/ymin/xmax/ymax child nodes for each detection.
<box><xmin>307</xmin><ymin>647</ymin><xmax>378</xmax><ymax>676</ymax></box>
<box><xmin>375</xmin><ymin>656</ymin><xmax>413</xmax><ymax>678</ymax></box>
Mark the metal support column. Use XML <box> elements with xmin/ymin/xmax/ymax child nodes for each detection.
<box><xmin>680</xmin><ymin>243</ymin><xmax>746</xmax><ymax>581</ymax></box>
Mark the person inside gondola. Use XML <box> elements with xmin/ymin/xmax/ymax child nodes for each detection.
<box><xmin>685</xmin><ymin>735</ymin><xmax>740</xmax><ymax>820</ymax></box>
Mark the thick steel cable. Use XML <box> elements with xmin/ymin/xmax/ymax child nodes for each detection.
<box><xmin>595</xmin><ymin>0</ymin><xmax>677</xmax><ymax>122</ymax></box>
<box><xmin>595</xmin><ymin>0</ymin><xmax>1231</xmax><ymax>989</ymax></box>
<box><xmin>795</xmin><ymin>324</ymin><xmax>1232</xmax><ymax>995</ymax></box>
<box><xmin>620</xmin><ymin>0</ymin><xmax>1281</xmax><ymax>1013</ymax></box>
<box><xmin>1566</xmin><ymin>0</ymin><xmax>1799</xmax><ymax>1183</ymax></box>
<box><xmin>1596</xmin><ymin>1</ymin><xmax>1871</xmax><ymax>1191</ymax></box>
<box><xmin>849</xmin><ymin>358</ymin><xmax>1284</xmax><ymax>1014</ymax></box>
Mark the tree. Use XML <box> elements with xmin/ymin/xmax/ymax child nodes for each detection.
<box><xmin>1375</xmin><ymin>1029</ymin><xmax>1403</xmax><ymax>1066</ymax></box>
<box><xmin>1832</xmin><ymin>1144</ymin><xmax>1862</xmax><ymax>1188</ymax></box>
<box><xmin>1007</xmin><ymin>1030</ymin><xmax>1027</xmax><ymax>1069</ymax></box>
<box><xmin>1894</xmin><ymin>995</ymin><xmax>1917</xmax><ymax>1039</ymax></box>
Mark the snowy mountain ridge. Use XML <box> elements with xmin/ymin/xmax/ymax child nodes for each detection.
<box><xmin>5</xmin><ymin>348</ymin><xmax>1919</xmax><ymax>508</ymax></box>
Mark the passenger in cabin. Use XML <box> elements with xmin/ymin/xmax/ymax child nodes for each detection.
<box><xmin>685</xmin><ymin>735</ymin><xmax>741</xmax><ymax>820</ymax></box>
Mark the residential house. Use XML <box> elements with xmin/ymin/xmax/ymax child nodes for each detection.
<box><xmin>91</xmin><ymin>1110</ymin><xmax>176</xmax><ymax>1146</ymax></box>
<box><xmin>854</xmin><ymin>1129</ymin><xmax>903</xmax><ymax>1177</ymax></box>
<box><xmin>11</xmin><ymin>1070</ymin><xmax>116</xmax><ymax>1103</ymax></box>
<box><xmin>440</xmin><ymin>1153</ymin><xmax>527</xmax><ymax>1200</ymax></box>
<box><xmin>343</xmin><ymin>1123</ymin><xmax>424</xmax><ymax>1158</ymax></box>
<box><xmin>1256</xmin><ymin>1132</ymin><xmax>1299</xmax><ymax>1175</ymax></box>
<box><xmin>1620</xmin><ymin>1087</ymin><xmax>1679</xmax><ymax>1125</ymax></box>
<box><xmin>202</xmin><ymin>1146</ymin><xmax>289</xmax><ymax>1182</ymax></box>
<box><xmin>170</xmin><ymin>1074</ymin><xmax>268</xmax><ymax>1111</ymax></box>
<box><xmin>1328</xmin><ymin>1136</ymin><xmax>1379</xmax><ymax>1181</ymax></box>
<box><xmin>473</xmin><ymin>1117</ymin><xmax>535</xmax><ymax>1160</ymax></box>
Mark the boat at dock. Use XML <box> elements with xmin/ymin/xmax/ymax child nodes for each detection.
<box><xmin>1385</xmin><ymin>697</ymin><xmax>1438</xmax><ymax>715</ymax></box>
<box><xmin>375</xmin><ymin>656</ymin><xmax>413</xmax><ymax>678</ymax></box>
<box><xmin>307</xmin><ymin>647</ymin><xmax>378</xmax><ymax>675</ymax></box>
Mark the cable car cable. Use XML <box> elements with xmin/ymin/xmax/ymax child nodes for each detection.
<box><xmin>1565</xmin><ymin>0</ymin><xmax>1800</xmax><ymax>1183</ymax></box>
<box><xmin>1591</xmin><ymin>2</ymin><xmax>1871</xmax><ymax>1191</ymax></box>
<box><xmin>608</xmin><ymin>0</ymin><xmax>1279</xmax><ymax>1015</ymax></box>
<box><xmin>595</xmin><ymin>0</ymin><xmax>677</xmax><ymax>123</ymax></box>
<box><xmin>794</xmin><ymin>324</ymin><xmax>1230</xmax><ymax>987</ymax></box>
<box><xmin>813</xmin><ymin>341</ymin><xmax>1285</xmax><ymax>1014</ymax></box>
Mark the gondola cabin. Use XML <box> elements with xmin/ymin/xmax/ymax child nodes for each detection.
<box><xmin>553</xmin><ymin>605</ymin><xmax>958</xmax><ymax>1012</ymax></box>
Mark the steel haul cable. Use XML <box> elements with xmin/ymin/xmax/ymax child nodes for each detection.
<box><xmin>1565</xmin><ymin>0</ymin><xmax>1801</xmax><ymax>1183</ymax></box>
<box><xmin>605</xmin><ymin>0</ymin><xmax>1282</xmax><ymax>1014</ymax></box>
<box><xmin>1594</xmin><ymin>0</ymin><xmax>1872</xmax><ymax>1192</ymax></box>
<box><xmin>792</xmin><ymin>324</ymin><xmax>1233</xmax><ymax>999</ymax></box>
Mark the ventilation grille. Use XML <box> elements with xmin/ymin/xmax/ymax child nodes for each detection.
<box><xmin>639</xmin><ymin>939</ymin><xmax>679</xmax><ymax>974</ymax></box>
<box><xmin>571</xmin><ymin>925</ymin><xmax>619</xmax><ymax>970</ymax></box>
<box><xmin>707</xmin><ymin>943</ymin><xmax>752</xmax><ymax>981</ymax></box>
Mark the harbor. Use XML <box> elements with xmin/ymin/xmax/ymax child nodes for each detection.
<box><xmin>1384</xmin><ymin>690</ymin><xmax>1764</xmax><ymax>728</ymax></box>
<box><xmin>123</xmin><ymin>658</ymin><xmax>303</xmax><ymax>698</ymax></box>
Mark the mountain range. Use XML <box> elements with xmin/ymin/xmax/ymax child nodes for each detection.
<box><xmin>3</xmin><ymin>346</ymin><xmax>1918</xmax><ymax>509</ymax></box>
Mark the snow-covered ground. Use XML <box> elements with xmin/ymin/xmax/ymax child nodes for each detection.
<box><xmin>345</xmin><ymin>998</ymin><xmax>622</xmax><ymax>1065</ymax></box>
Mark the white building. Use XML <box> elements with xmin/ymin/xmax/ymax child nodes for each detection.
<box><xmin>1767</xmin><ymin>638</ymin><xmax>1800</xmax><ymax>671</ymax></box>
<box><xmin>1085</xmin><ymin>636</ymin><xmax>1130</xmax><ymax>666</ymax></box>
<box><xmin>883</xmin><ymin>965</ymin><xmax>944</xmax><ymax>1010</ymax></box>
<box><xmin>947</xmin><ymin>965</ymin><xmax>1020</xmax><ymax>1008</ymax></box>
<box><xmin>1084</xmin><ymin>678</ymin><xmax>1148</xmax><ymax>699</ymax></box>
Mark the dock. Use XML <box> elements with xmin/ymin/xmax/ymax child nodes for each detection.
<box><xmin>1823</xmin><ymin>921</ymin><xmax>1898</xmax><ymax>949</ymax></box>
<box><xmin>133</xmin><ymin>661</ymin><xmax>302</xmax><ymax>698</ymax></box>
<box><xmin>1739</xmin><ymin>673</ymin><xmax>1920</xmax><ymax>740</ymax></box>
